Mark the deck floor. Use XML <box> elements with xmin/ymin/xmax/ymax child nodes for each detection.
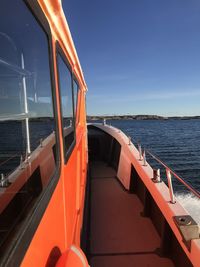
<box><xmin>89</xmin><ymin>161</ymin><xmax>174</xmax><ymax>267</ymax></box>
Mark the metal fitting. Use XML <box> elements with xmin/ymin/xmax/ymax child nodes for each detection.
<box><xmin>138</xmin><ymin>144</ymin><xmax>142</xmax><ymax>161</ymax></box>
<box><xmin>0</xmin><ymin>173</ymin><xmax>9</xmax><ymax>187</ymax></box>
<box><xmin>143</xmin><ymin>150</ymin><xmax>147</xmax><ymax>166</ymax></box>
<box><xmin>128</xmin><ymin>136</ymin><xmax>131</xmax><ymax>145</ymax></box>
<box><xmin>152</xmin><ymin>168</ymin><xmax>161</xmax><ymax>183</ymax></box>
<box><xmin>25</xmin><ymin>150</ymin><xmax>30</xmax><ymax>164</ymax></box>
<box><xmin>174</xmin><ymin>215</ymin><xmax>199</xmax><ymax>250</ymax></box>
<box><xmin>20</xmin><ymin>155</ymin><xmax>24</xmax><ymax>169</ymax></box>
<box><xmin>40</xmin><ymin>138</ymin><xmax>43</xmax><ymax>147</ymax></box>
<box><xmin>166</xmin><ymin>168</ymin><xmax>176</xmax><ymax>204</ymax></box>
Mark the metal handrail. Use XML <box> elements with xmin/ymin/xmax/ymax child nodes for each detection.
<box><xmin>0</xmin><ymin>113</ymin><xmax>27</xmax><ymax>121</ymax></box>
<box><xmin>146</xmin><ymin>149</ymin><xmax>200</xmax><ymax>199</ymax></box>
<box><xmin>0</xmin><ymin>57</ymin><xmax>32</xmax><ymax>77</ymax></box>
<box><xmin>101</xmin><ymin>121</ymin><xmax>200</xmax><ymax>202</ymax></box>
<box><xmin>0</xmin><ymin>154</ymin><xmax>19</xmax><ymax>167</ymax></box>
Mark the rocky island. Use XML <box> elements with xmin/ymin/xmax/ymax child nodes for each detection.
<box><xmin>87</xmin><ymin>115</ymin><xmax>200</xmax><ymax>121</ymax></box>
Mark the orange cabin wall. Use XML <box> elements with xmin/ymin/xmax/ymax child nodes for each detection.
<box><xmin>20</xmin><ymin>1</ymin><xmax>88</xmax><ymax>266</ymax></box>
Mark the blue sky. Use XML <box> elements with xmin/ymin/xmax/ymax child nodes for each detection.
<box><xmin>63</xmin><ymin>0</ymin><xmax>200</xmax><ymax>116</ymax></box>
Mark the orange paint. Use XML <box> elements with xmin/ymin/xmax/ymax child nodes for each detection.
<box><xmin>20</xmin><ymin>0</ymin><xmax>88</xmax><ymax>266</ymax></box>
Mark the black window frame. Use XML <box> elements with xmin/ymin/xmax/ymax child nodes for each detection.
<box><xmin>72</xmin><ymin>74</ymin><xmax>80</xmax><ymax>122</ymax></box>
<box><xmin>1</xmin><ymin>1</ymin><xmax>61</xmax><ymax>266</ymax></box>
<box><xmin>56</xmin><ymin>42</ymin><xmax>76</xmax><ymax>164</ymax></box>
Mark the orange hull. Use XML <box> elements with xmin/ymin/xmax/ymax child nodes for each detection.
<box><xmin>21</xmin><ymin>1</ymin><xmax>88</xmax><ymax>266</ymax></box>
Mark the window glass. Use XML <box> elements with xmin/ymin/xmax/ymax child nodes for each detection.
<box><xmin>73</xmin><ymin>78</ymin><xmax>79</xmax><ymax>117</ymax></box>
<box><xmin>57</xmin><ymin>53</ymin><xmax>75</xmax><ymax>158</ymax></box>
<box><xmin>0</xmin><ymin>0</ymin><xmax>58</xmax><ymax>256</ymax></box>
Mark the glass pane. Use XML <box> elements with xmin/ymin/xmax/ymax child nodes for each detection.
<box><xmin>57</xmin><ymin>53</ymin><xmax>75</xmax><ymax>156</ymax></box>
<box><xmin>0</xmin><ymin>0</ymin><xmax>57</xmax><ymax>255</ymax></box>
<box><xmin>73</xmin><ymin>79</ymin><xmax>79</xmax><ymax>116</ymax></box>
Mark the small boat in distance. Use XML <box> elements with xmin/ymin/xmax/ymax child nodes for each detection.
<box><xmin>0</xmin><ymin>0</ymin><xmax>199</xmax><ymax>266</ymax></box>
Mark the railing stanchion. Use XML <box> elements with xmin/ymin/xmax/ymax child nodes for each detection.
<box><xmin>128</xmin><ymin>136</ymin><xmax>131</xmax><ymax>145</ymax></box>
<box><xmin>0</xmin><ymin>173</ymin><xmax>9</xmax><ymax>187</ymax></box>
<box><xmin>40</xmin><ymin>138</ymin><xmax>43</xmax><ymax>148</ymax></box>
<box><xmin>138</xmin><ymin>144</ymin><xmax>142</xmax><ymax>161</ymax></box>
<box><xmin>146</xmin><ymin>149</ymin><xmax>200</xmax><ymax>199</ymax></box>
<box><xmin>156</xmin><ymin>169</ymin><xmax>161</xmax><ymax>182</ymax></box>
<box><xmin>166</xmin><ymin>168</ymin><xmax>176</xmax><ymax>204</ymax></box>
<box><xmin>143</xmin><ymin>150</ymin><xmax>147</xmax><ymax>166</ymax></box>
<box><xmin>20</xmin><ymin>155</ymin><xmax>24</xmax><ymax>170</ymax></box>
<box><xmin>25</xmin><ymin>149</ymin><xmax>30</xmax><ymax>164</ymax></box>
<box><xmin>21</xmin><ymin>53</ymin><xmax>31</xmax><ymax>155</ymax></box>
<box><xmin>153</xmin><ymin>168</ymin><xmax>161</xmax><ymax>183</ymax></box>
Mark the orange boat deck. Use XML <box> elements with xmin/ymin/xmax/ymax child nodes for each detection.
<box><xmin>88</xmin><ymin>161</ymin><xmax>174</xmax><ymax>267</ymax></box>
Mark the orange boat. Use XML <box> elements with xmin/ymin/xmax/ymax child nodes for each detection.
<box><xmin>0</xmin><ymin>1</ymin><xmax>199</xmax><ymax>266</ymax></box>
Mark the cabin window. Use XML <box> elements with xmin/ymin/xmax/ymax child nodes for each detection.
<box><xmin>73</xmin><ymin>78</ymin><xmax>79</xmax><ymax>119</ymax></box>
<box><xmin>0</xmin><ymin>0</ymin><xmax>58</xmax><ymax>259</ymax></box>
<box><xmin>57</xmin><ymin>52</ymin><xmax>75</xmax><ymax>162</ymax></box>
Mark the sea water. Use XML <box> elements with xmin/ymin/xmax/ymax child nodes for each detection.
<box><xmin>0</xmin><ymin>120</ymin><xmax>55</xmax><ymax>175</ymax></box>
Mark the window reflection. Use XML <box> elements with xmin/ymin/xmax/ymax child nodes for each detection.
<box><xmin>0</xmin><ymin>0</ymin><xmax>58</xmax><ymax>256</ymax></box>
<box><xmin>73</xmin><ymin>78</ymin><xmax>79</xmax><ymax>118</ymax></box>
<box><xmin>57</xmin><ymin>53</ymin><xmax>75</xmax><ymax>157</ymax></box>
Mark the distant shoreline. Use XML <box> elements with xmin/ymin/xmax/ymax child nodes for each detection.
<box><xmin>87</xmin><ymin>115</ymin><xmax>200</xmax><ymax>121</ymax></box>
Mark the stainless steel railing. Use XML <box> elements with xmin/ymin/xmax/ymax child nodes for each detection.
<box><xmin>137</xmin><ymin>143</ymin><xmax>200</xmax><ymax>201</ymax></box>
<box><xmin>101</xmin><ymin>120</ymin><xmax>200</xmax><ymax>202</ymax></box>
<box><xmin>146</xmin><ymin>149</ymin><xmax>200</xmax><ymax>199</ymax></box>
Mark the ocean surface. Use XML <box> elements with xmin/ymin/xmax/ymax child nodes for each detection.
<box><xmin>0</xmin><ymin>119</ymin><xmax>200</xmax><ymax>223</ymax></box>
<box><xmin>106</xmin><ymin>119</ymin><xmax>200</xmax><ymax>190</ymax></box>
<box><xmin>0</xmin><ymin>120</ymin><xmax>55</xmax><ymax>176</ymax></box>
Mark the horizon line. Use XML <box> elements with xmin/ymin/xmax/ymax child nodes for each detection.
<box><xmin>87</xmin><ymin>114</ymin><xmax>200</xmax><ymax>118</ymax></box>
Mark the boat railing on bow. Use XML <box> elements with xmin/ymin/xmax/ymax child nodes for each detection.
<box><xmin>102</xmin><ymin>119</ymin><xmax>200</xmax><ymax>202</ymax></box>
<box><xmin>136</xmin><ymin>144</ymin><xmax>200</xmax><ymax>201</ymax></box>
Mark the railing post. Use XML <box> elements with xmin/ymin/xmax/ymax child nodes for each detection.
<box><xmin>20</xmin><ymin>155</ymin><xmax>24</xmax><ymax>170</ymax></box>
<box><xmin>69</xmin><ymin>119</ymin><xmax>72</xmax><ymax>127</ymax></box>
<box><xmin>146</xmin><ymin>149</ymin><xmax>200</xmax><ymax>199</ymax></box>
<box><xmin>40</xmin><ymin>138</ymin><xmax>43</xmax><ymax>147</ymax></box>
<box><xmin>25</xmin><ymin>149</ymin><xmax>30</xmax><ymax>164</ymax></box>
<box><xmin>0</xmin><ymin>173</ymin><xmax>5</xmax><ymax>187</ymax></box>
<box><xmin>138</xmin><ymin>144</ymin><xmax>142</xmax><ymax>161</ymax></box>
<box><xmin>128</xmin><ymin>136</ymin><xmax>131</xmax><ymax>145</ymax></box>
<box><xmin>0</xmin><ymin>173</ymin><xmax>9</xmax><ymax>187</ymax></box>
<box><xmin>103</xmin><ymin>118</ymin><xmax>106</xmax><ymax>125</ymax></box>
<box><xmin>21</xmin><ymin>53</ymin><xmax>31</xmax><ymax>155</ymax></box>
<box><xmin>143</xmin><ymin>150</ymin><xmax>147</xmax><ymax>166</ymax></box>
<box><xmin>153</xmin><ymin>168</ymin><xmax>161</xmax><ymax>183</ymax></box>
<box><xmin>166</xmin><ymin>168</ymin><xmax>176</xmax><ymax>204</ymax></box>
